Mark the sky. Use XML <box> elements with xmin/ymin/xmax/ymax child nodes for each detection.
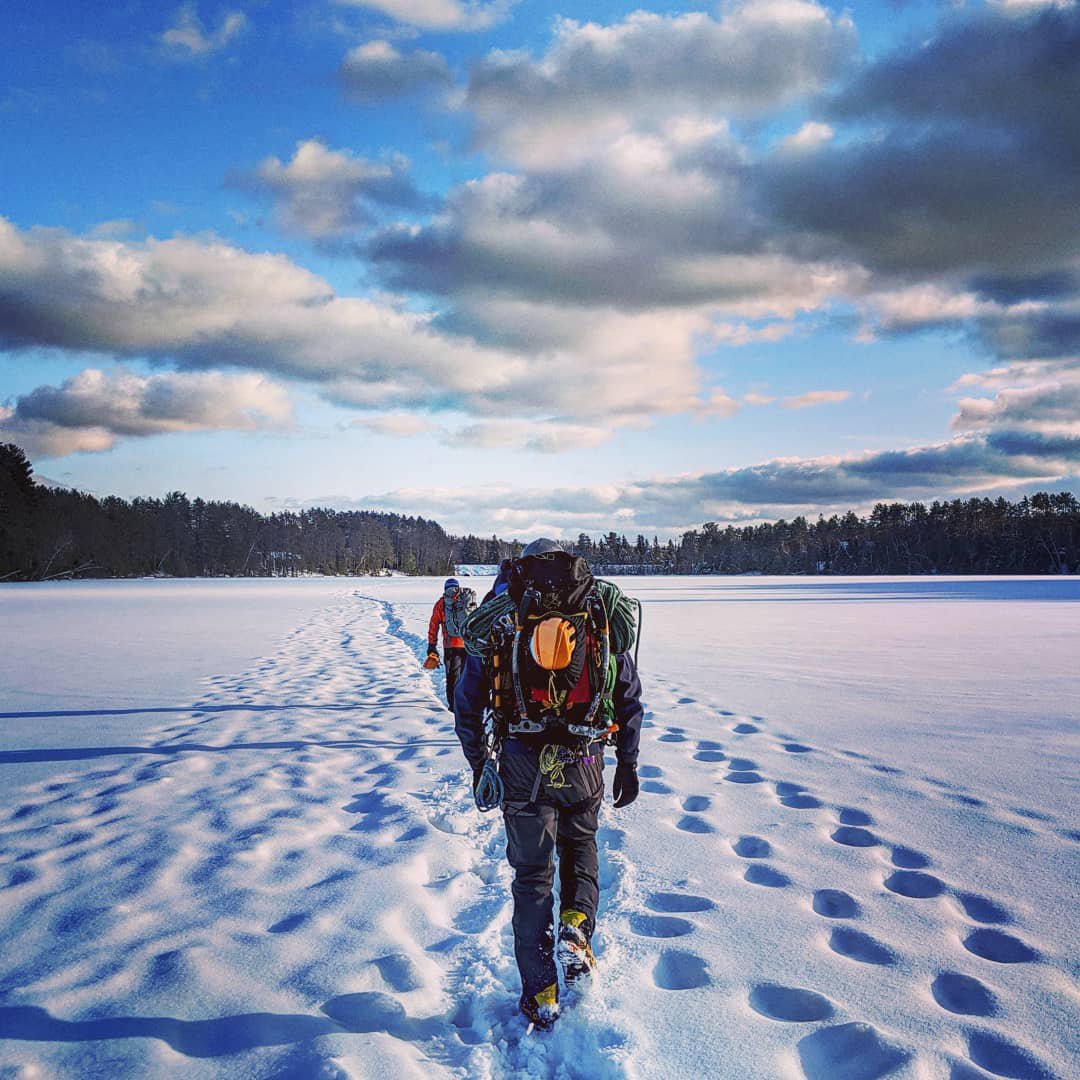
<box><xmin>1</xmin><ymin>0</ymin><xmax>1078</xmax><ymax>540</ymax></box>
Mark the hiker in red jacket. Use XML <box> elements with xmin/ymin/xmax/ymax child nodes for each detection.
<box><xmin>427</xmin><ymin>577</ymin><xmax>474</xmax><ymax>710</ymax></box>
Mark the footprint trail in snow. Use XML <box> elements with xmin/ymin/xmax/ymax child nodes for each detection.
<box><xmin>1</xmin><ymin>586</ymin><xmax>1077</xmax><ymax>1079</ymax></box>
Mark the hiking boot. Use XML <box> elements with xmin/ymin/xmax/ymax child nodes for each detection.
<box><xmin>557</xmin><ymin>910</ymin><xmax>596</xmax><ymax>984</ymax></box>
<box><xmin>519</xmin><ymin>982</ymin><xmax>559</xmax><ymax>1030</ymax></box>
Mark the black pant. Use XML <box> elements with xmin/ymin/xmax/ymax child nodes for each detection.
<box><xmin>500</xmin><ymin>741</ymin><xmax>603</xmax><ymax>998</ymax></box>
<box><xmin>444</xmin><ymin>647</ymin><xmax>465</xmax><ymax>710</ymax></box>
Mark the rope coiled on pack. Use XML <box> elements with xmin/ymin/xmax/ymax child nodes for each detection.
<box><xmin>463</xmin><ymin>579</ymin><xmax>640</xmax><ymax>658</ymax></box>
<box><xmin>474</xmin><ymin>759</ymin><xmax>503</xmax><ymax>812</ymax></box>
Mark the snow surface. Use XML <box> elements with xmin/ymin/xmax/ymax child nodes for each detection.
<box><xmin>0</xmin><ymin>576</ymin><xmax>1077</xmax><ymax>1079</ymax></box>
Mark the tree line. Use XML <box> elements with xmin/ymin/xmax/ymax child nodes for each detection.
<box><xmin>562</xmin><ymin>495</ymin><xmax>1080</xmax><ymax>575</ymax></box>
<box><xmin>0</xmin><ymin>444</ymin><xmax>454</xmax><ymax>580</ymax></box>
<box><xmin>2</xmin><ymin>443</ymin><xmax>1078</xmax><ymax>580</ymax></box>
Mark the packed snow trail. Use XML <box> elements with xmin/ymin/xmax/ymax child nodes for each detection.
<box><xmin>0</xmin><ymin>583</ymin><xmax>1077</xmax><ymax>1078</ymax></box>
<box><xmin>0</xmin><ymin>593</ymin><xmax>638</xmax><ymax>1078</ymax></box>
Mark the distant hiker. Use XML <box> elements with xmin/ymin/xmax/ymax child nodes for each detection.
<box><xmin>426</xmin><ymin>577</ymin><xmax>477</xmax><ymax>711</ymax></box>
<box><xmin>453</xmin><ymin>539</ymin><xmax>643</xmax><ymax>1031</ymax></box>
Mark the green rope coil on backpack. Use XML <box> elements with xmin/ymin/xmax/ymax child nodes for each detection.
<box><xmin>466</xmin><ymin>580</ymin><xmax>640</xmax><ymax>659</ymax></box>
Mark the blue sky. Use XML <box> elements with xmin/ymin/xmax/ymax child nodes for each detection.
<box><xmin>2</xmin><ymin>0</ymin><xmax>1078</xmax><ymax>538</ymax></box>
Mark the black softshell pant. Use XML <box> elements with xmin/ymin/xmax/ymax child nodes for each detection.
<box><xmin>444</xmin><ymin>647</ymin><xmax>465</xmax><ymax>710</ymax></box>
<box><xmin>500</xmin><ymin>740</ymin><xmax>603</xmax><ymax>999</ymax></box>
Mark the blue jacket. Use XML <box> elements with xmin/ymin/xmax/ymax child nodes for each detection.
<box><xmin>453</xmin><ymin>652</ymin><xmax>644</xmax><ymax>772</ymax></box>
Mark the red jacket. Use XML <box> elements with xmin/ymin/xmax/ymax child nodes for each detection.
<box><xmin>428</xmin><ymin>596</ymin><xmax>464</xmax><ymax>650</ymax></box>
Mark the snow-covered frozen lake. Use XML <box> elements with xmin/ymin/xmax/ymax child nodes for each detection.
<box><xmin>1</xmin><ymin>576</ymin><xmax>1077</xmax><ymax>1078</ymax></box>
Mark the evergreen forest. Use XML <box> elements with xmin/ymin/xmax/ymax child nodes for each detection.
<box><xmin>2</xmin><ymin>443</ymin><xmax>1078</xmax><ymax>580</ymax></box>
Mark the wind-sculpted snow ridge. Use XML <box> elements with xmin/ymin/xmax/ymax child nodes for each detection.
<box><xmin>0</xmin><ymin>579</ymin><xmax>1077</xmax><ymax>1078</ymax></box>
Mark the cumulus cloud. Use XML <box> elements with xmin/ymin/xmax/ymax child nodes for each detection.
<box><xmin>0</xmin><ymin>368</ymin><xmax>293</xmax><ymax>457</ymax></box>
<box><xmin>14</xmin><ymin>4</ymin><xmax>1080</xmax><ymax>484</ymax></box>
<box><xmin>761</xmin><ymin>7</ymin><xmax>1080</xmax><ymax>287</ymax></box>
<box><xmin>0</xmin><ymin>216</ymin><xmax>513</xmax><ymax>405</ymax></box>
<box><xmin>333</xmin><ymin>0</ymin><xmax>515</xmax><ymax>32</ymax></box>
<box><xmin>348</xmin><ymin>4</ymin><xmax>1079</xmax><ymax>389</ymax></box>
<box><xmin>160</xmin><ymin>4</ymin><xmax>247</xmax><ymax>58</ymax></box>
<box><xmin>338</xmin><ymin>40</ymin><xmax>452</xmax><ymax>102</ymax></box>
<box><xmin>976</xmin><ymin>305</ymin><xmax>1080</xmax><ymax>362</ymax></box>
<box><xmin>233</xmin><ymin>139</ymin><xmax>426</xmax><ymax>239</ymax></box>
<box><xmin>952</xmin><ymin>358</ymin><xmax>1080</xmax><ymax>436</ymax></box>
<box><xmin>362</xmin><ymin>8</ymin><xmax>860</xmax><ymax>341</ymax></box>
<box><xmin>0</xmin><ymin>218</ymin><xmax>731</xmax><ymax>437</ymax></box>
<box><xmin>464</xmin><ymin>3</ymin><xmax>855</xmax><ymax>167</ymax></box>
<box><xmin>362</xmin><ymin>5</ymin><xmax>1078</xmax><ymax>367</ymax></box>
<box><xmin>370</xmin><ymin>136</ymin><xmax>858</xmax><ymax>313</ymax></box>
<box><xmin>783</xmin><ymin>389</ymin><xmax>851</xmax><ymax>409</ymax></box>
<box><xmin>854</xmin><ymin>283</ymin><xmax>1046</xmax><ymax>337</ymax></box>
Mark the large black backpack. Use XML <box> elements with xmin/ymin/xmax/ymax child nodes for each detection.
<box><xmin>507</xmin><ymin>551</ymin><xmax>594</xmax><ymax>613</ymax></box>
<box><xmin>464</xmin><ymin>551</ymin><xmax>612</xmax><ymax>742</ymax></box>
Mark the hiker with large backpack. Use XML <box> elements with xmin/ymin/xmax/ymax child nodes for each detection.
<box><xmin>426</xmin><ymin>577</ymin><xmax>477</xmax><ymax>711</ymax></box>
<box><xmin>452</xmin><ymin>539</ymin><xmax>643</xmax><ymax>1031</ymax></box>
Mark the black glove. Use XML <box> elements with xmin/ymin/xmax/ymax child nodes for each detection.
<box><xmin>612</xmin><ymin>762</ymin><xmax>639</xmax><ymax>808</ymax></box>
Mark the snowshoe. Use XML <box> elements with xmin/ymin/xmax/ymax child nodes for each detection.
<box><xmin>519</xmin><ymin>982</ymin><xmax>559</xmax><ymax>1031</ymax></box>
<box><xmin>557</xmin><ymin>911</ymin><xmax>596</xmax><ymax>985</ymax></box>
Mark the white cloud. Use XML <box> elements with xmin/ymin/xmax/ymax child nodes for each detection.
<box><xmin>333</xmin><ymin>0</ymin><xmax>515</xmax><ymax>32</ymax></box>
<box><xmin>0</xmin><ymin>368</ymin><xmax>293</xmax><ymax>457</ymax></box>
<box><xmin>694</xmin><ymin>389</ymin><xmax>741</xmax><ymax>420</ymax></box>
<box><xmin>949</xmin><ymin>359</ymin><xmax>1080</xmax><ymax>393</ymax></box>
<box><xmin>338</xmin><ymin>40</ymin><xmax>452</xmax><ymax>101</ymax></box>
<box><xmin>778</xmin><ymin>121</ymin><xmax>834</xmax><ymax>152</ymax></box>
<box><xmin>355</xmin><ymin>413</ymin><xmax>437</xmax><ymax>437</ymax></box>
<box><xmin>0</xmin><ymin>218</ymin><xmax>731</xmax><ymax>439</ymax></box>
<box><xmin>372</xmin><ymin>147</ymin><xmax>860</xmax><ymax>314</ymax></box>
<box><xmin>160</xmin><ymin>4</ymin><xmax>247</xmax><ymax>58</ymax></box>
<box><xmin>782</xmin><ymin>389</ymin><xmax>851</xmax><ymax>409</ymax></box>
<box><xmin>857</xmin><ymin>282</ymin><xmax>1047</xmax><ymax>336</ymax></box>
<box><xmin>235</xmin><ymin>139</ymin><xmax>424</xmax><ymax>239</ymax></box>
<box><xmin>951</xmin><ymin>358</ymin><xmax>1080</xmax><ymax>436</ymax></box>
<box><xmin>464</xmin><ymin>3</ymin><xmax>855</xmax><ymax>166</ymax></box>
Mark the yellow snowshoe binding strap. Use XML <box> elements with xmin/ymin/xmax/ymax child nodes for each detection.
<box><xmin>560</xmin><ymin>910</ymin><xmax>587</xmax><ymax>929</ymax></box>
